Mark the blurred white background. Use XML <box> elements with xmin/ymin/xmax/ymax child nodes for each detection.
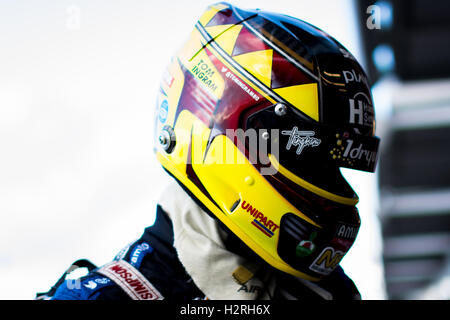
<box><xmin>0</xmin><ymin>0</ymin><xmax>386</xmax><ymax>299</ymax></box>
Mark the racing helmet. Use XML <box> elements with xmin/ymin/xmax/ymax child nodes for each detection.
<box><xmin>154</xmin><ymin>2</ymin><xmax>380</xmax><ymax>281</ymax></box>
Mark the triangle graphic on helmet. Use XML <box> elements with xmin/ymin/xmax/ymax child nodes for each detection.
<box><xmin>198</xmin><ymin>3</ymin><xmax>230</xmax><ymax>27</ymax></box>
<box><xmin>274</xmin><ymin>83</ymin><xmax>319</xmax><ymax>121</ymax></box>
<box><xmin>232</xmin><ymin>27</ymin><xmax>271</xmax><ymax>57</ymax></box>
<box><xmin>204</xmin><ymin>24</ymin><xmax>236</xmax><ymax>40</ymax></box>
<box><xmin>233</xmin><ymin>49</ymin><xmax>274</xmax><ymax>87</ymax></box>
<box><xmin>271</xmin><ymin>51</ymin><xmax>314</xmax><ymax>89</ymax></box>
<box><xmin>210</xmin><ymin>24</ymin><xmax>243</xmax><ymax>55</ymax></box>
<box><xmin>204</xmin><ymin>7</ymin><xmax>240</xmax><ymax>27</ymax></box>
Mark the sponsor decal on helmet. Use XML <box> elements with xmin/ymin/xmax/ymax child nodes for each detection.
<box><xmin>331</xmin><ymin>222</ymin><xmax>360</xmax><ymax>248</ymax></box>
<box><xmin>335</xmin><ymin>222</ymin><xmax>359</xmax><ymax>241</ymax></box>
<box><xmin>330</xmin><ymin>133</ymin><xmax>379</xmax><ymax>170</ymax></box>
<box><xmin>309</xmin><ymin>247</ymin><xmax>345</xmax><ymax>275</ymax></box>
<box><xmin>223</xmin><ymin>68</ymin><xmax>260</xmax><ymax>102</ymax></box>
<box><xmin>330</xmin><ymin>133</ymin><xmax>347</xmax><ymax>161</ymax></box>
<box><xmin>190</xmin><ymin>59</ymin><xmax>219</xmax><ymax>92</ymax></box>
<box><xmin>348</xmin><ymin>92</ymin><xmax>374</xmax><ymax>128</ymax></box>
<box><xmin>281</xmin><ymin>126</ymin><xmax>321</xmax><ymax>155</ymax></box>
<box><xmin>295</xmin><ymin>231</ymin><xmax>317</xmax><ymax>257</ymax></box>
<box><xmin>339</xmin><ymin>48</ymin><xmax>357</xmax><ymax>61</ymax></box>
<box><xmin>343</xmin><ymin>69</ymin><xmax>369</xmax><ymax>87</ymax></box>
<box><xmin>158</xmin><ymin>99</ymin><xmax>169</xmax><ymax>123</ymax></box>
<box><xmin>241</xmin><ymin>200</ymin><xmax>279</xmax><ymax>237</ymax></box>
<box><xmin>342</xmin><ymin>139</ymin><xmax>378</xmax><ymax>167</ymax></box>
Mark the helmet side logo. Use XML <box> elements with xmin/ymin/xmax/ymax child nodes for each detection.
<box><xmin>343</xmin><ymin>69</ymin><xmax>369</xmax><ymax>88</ymax></box>
<box><xmin>281</xmin><ymin>126</ymin><xmax>321</xmax><ymax>155</ymax></box>
<box><xmin>348</xmin><ymin>92</ymin><xmax>374</xmax><ymax>129</ymax></box>
<box><xmin>241</xmin><ymin>200</ymin><xmax>279</xmax><ymax>238</ymax></box>
<box><xmin>342</xmin><ymin>139</ymin><xmax>378</xmax><ymax>167</ymax></box>
<box><xmin>191</xmin><ymin>59</ymin><xmax>219</xmax><ymax>93</ymax></box>
<box><xmin>309</xmin><ymin>247</ymin><xmax>345</xmax><ymax>275</ymax></box>
<box><xmin>296</xmin><ymin>231</ymin><xmax>317</xmax><ymax>257</ymax></box>
<box><xmin>158</xmin><ymin>99</ymin><xmax>168</xmax><ymax>123</ymax></box>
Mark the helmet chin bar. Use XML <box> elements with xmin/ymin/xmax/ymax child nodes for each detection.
<box><xmin>278</xmin><ymin>211</ymin><xmax>360</xmax><ymax>278</ymax></box>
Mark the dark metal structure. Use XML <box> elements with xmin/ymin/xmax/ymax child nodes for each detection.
<box><xmin>356</xmin><ymin>0</ymin><xmax>450</xmax><ymax>299</ymax></box>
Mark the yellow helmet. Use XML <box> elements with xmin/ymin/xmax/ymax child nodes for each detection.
<box><xmin>154</xmin><ymin>2</ymin><xmax>380</xmax><ymax>281</ymax></box>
